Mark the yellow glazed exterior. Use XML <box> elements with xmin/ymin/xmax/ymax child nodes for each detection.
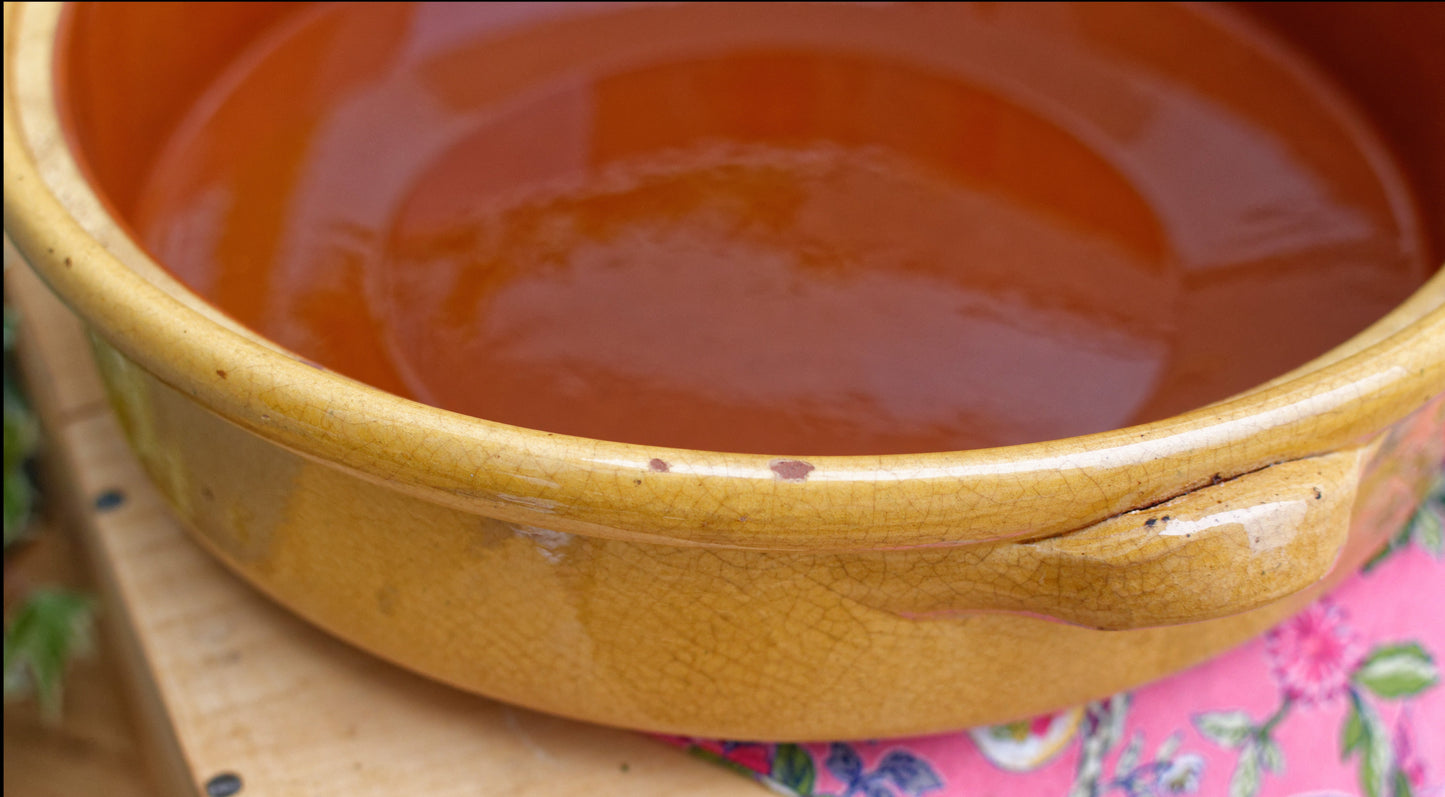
<box><xmin>6</xmin><ymin>2</ymin><xmax>1445</xmax><ymax>739</ymax></box>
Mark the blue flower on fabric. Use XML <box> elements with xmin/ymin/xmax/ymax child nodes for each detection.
<box><xmin>825</xmin><ymin>743</ymin><xmax>944</xmax><ymax>797</ymax></box>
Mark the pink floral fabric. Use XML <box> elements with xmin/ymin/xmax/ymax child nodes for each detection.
<box><xmin>1265</xmin><ymin>601</ymin><xmax>1367</xmax><ymax>707</ymax></box>
<box><xmin>662</xmin><ymin>476</ymin><xmax>1444</xmax><ymax>797</ymax></box>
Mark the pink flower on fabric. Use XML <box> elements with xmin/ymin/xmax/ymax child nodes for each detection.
<box><xmin>1265</xmin><ymin>599</ymin><xmax>1365</xmax><ymax>706</ymax></box>
<box><xmin>1027</xmin><ymin>714</ymin><xmax>1055</xmax><ymax>737</ymax></box>
<box><xmin>652</xmin><ymin>737</ymin><xmax>772</xmax><ymax>775</ymax></box>
<box><xmin>1396</xmin><ymin>712</ymin><xmax>1428</xmax><ymax>790</ymax></box>
<box><xmin>697</xmin><ymin>740</ymin><xmax>773</xmax><ymax>774</ymax></box>
<box><xmin>720</xmin><ymin>743</ymin><xmax>774</xmax><ymax>774</ymax></box>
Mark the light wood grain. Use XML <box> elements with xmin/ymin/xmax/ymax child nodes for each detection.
<box><xmin>6</xmin><ymin>250</ymin><xmax>768</xmax><ymax>796</ymax></box>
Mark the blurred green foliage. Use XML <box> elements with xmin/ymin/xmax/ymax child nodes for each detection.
<box><xmin>3</xmin><ymin>303</ymin><xmax>95</xmax><ymax>721</ymax></box>
<box><xmin>4</xmin><ymin>306</ymin><xmax>39</xmax><ymax>549</ymax></box>
<box><xmin>3</xmin><ymin>589</ymin><xmax>95</xmax><ymax>721</ymax></box>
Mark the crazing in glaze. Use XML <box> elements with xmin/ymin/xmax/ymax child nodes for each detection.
<box><xmin>11</xmin><ymin>0</ymin><xmax>1443</xmax><ymax>739</ymax></box>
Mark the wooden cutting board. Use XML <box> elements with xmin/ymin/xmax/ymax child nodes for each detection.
<box><xmin>6</xmin><ymin>244</ymin><xmax>767</xmax><ymax>797</ymax></box>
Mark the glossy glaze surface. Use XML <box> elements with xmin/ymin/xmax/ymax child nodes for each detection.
<box><xmin>125</xmin><ymin>2</ymin><xmax>1429</xmax><ymax>454</ymax></box>
<box><xmin>8</xmin><ymin>2</ymin><xmax>1445</xmax><ymax>739</ymax></box>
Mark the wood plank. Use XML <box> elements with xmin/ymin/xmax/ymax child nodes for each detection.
<box><xmin>6</xmin><ymin>246</ymin><xmax>766</xmax><ymax>797</ymax></box>
<box><xmin>2</xmin><ymin>516</ymin><xmax>161</xmax><ymax>797</ymax></box>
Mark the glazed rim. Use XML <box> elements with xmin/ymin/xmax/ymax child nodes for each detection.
<box><xmin>5</xmin><ymin>3</ymin><xmax>1444</xmax><ymax>551</ymax></box>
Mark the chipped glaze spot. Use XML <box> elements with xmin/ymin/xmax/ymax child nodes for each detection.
<box><xmin>513</xmin><ymin>524</ymin><xmax>574</xmax><ymax>563</ymax></box>
<box><xmin>770</xmin><ymin>459</ymin><xmax>815</xmax><ymax>482</ymax></box>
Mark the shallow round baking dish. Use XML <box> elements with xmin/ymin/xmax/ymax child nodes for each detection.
<box><xmin>5</xmin><ymin>2</ymin><xmax>1444</xmax><ymax>740</ymax></box>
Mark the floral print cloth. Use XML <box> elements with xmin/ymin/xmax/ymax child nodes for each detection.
<box><xmin>662</xmin><ymin>477</ymin><xmax>1444</xmax><ymax>797</ymax></box>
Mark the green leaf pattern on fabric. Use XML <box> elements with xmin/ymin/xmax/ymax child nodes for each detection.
<box><xmin>1197</xmin><ymin>653</ymin><xmax>1436</xmax><ymax>797</ymax></box>
<box><xmin>1354</xmin><ymin>644</ymin><xmax>1439</xmax><ymax>699</ymax></box>
<box><xmin>675</xmin><ymin>492</ymin><xmax>1445</xmax><ymax>797</ymax></box>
